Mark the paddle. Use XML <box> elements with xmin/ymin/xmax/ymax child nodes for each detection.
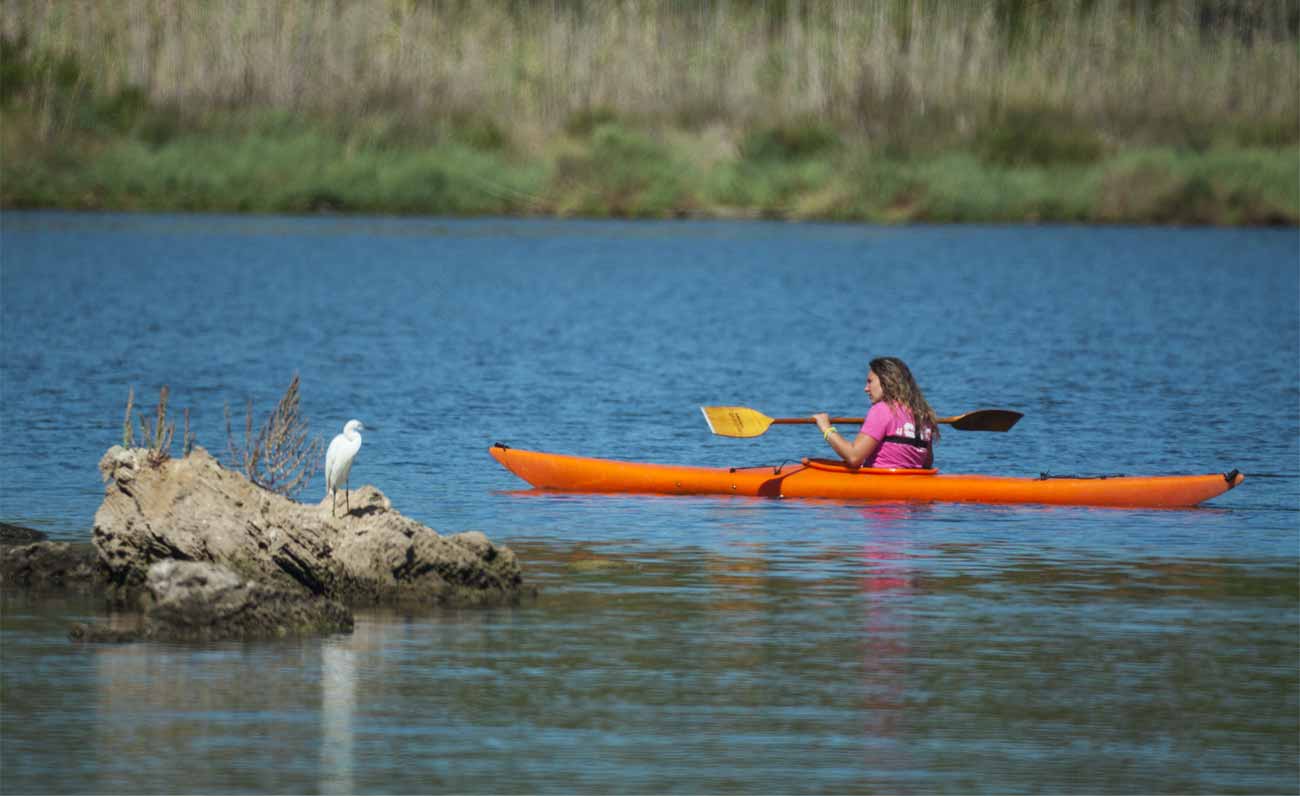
<box><xmin>700</xmin><ymin>405</ymin><xmax>1023</xmax><ymax>438</ymax></box>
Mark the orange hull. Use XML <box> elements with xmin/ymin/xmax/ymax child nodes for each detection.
<box><xmin>489</xmin><ymin>445</ymin><xmax>1244</xmax><ymax>508</ymax></box>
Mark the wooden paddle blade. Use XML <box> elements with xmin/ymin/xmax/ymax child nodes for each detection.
<box><xmin>700</xmin><ymin>406</ymin><xmax>775</xmax><ymax>438</ymax></box>
<box><xmin>938</xmin><ymin>409</ymin><xmax>1023</xmax><ymax>432</ymax></box>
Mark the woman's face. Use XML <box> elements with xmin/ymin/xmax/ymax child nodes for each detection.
<box><xmin>864</xmin><ymin>370</ymin><xmax>884</xmax><ymax>403</ymax></box>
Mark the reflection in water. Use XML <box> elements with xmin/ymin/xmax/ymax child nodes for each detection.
<box><xmin>857</xmin><ymin>505</ymin><xmax>919</xmax><ymax>778</ymax></box>
<box><xmin>3</xmin><ymin>527</ymin><xmax>1290</xmax><ymax>794</ymax></box>
<box><xmin>91</xmin><ymin>641</ymin><xmax>316</xmax><ymax>792</ymax></box>
<box><xmin>82</xmin><ymin>623</ymin><xmax>390</xmax><ymax>794</ymax></box>
<box><xmin>315</xmin><ymin>613</ymin><xmax>413</xmax><ymax>793</ymax></box>
<box><xmin>320</xmin><ymin>639</ymin><xmax>356</xmax><ymax>795</ymax></box>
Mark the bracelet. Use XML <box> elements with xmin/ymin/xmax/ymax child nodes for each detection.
<box><xmin>822</xmin><ymin>426</ymin><xmax>839</xmax><ymax>440</ymax></box>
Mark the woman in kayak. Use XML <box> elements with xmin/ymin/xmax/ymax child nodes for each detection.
<box><xmin>813</xmin><ymin>356</ymin><xmax>938</xmax><ymax>469</ymax></box>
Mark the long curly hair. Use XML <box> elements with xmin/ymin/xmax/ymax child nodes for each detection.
<box><xmin>869</xmin><ymin>357</ymin><xmax>939</xmax><ymax>443</ymax></box>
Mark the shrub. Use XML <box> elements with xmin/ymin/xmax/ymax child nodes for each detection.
<box><xmin>1232</xmin><ymin>118</ymin><xmax>1300</xmax><ymax>149</ymax></box>
<box><xmin>1094</xmin><ymin>160</ymin><xmax>1220</xmax><ymax>225</ymax></box>
<box><xmin>976</xmin><ymin>107</ymin><xmax>1104</xmax><ymax>166</ymax></box>
<box><xmin>225</xmin><ymin>374</ymin><xmax>323</xmax><ymax>498</ymax></box>
<box><xmin>740</xmin><ymin>118</ymin><xmax>839</xmax><ymax>161</ymax></box>
<box><xmin>553</xmin><ymin>124</ymin><xmax>689</xmax><ymax>216</ymax></box>
<box><xmin>0</xmin><ymin>34</ymin><xmax>33</xmax><ymax>105</ymax></box>
<box><xmin>122</xmin><ymin>385</ymin><xmax>187</xmax><ymax>467</ymax></box>
<box><xmin>564</xmin><ymin>107</ymin><xmax>620</xmax><ymax>138</ymax></box>
<box><xmin>447</xmin><ymin>111</ymin><xmax>510</xmax><ymax>151</ymax></box>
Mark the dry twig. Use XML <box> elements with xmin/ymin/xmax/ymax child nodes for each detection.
<box><xmin>122</xmin><ymin>386</ymin><xmax>135</xmax><ymax>448</ymax></box>
<box><xmin>183</xmin><ymin>408</ymin><xmax>194</xmax><ymax>456</ymax></box>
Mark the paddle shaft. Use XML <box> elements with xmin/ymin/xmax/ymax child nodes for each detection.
<box><xmin>771</xmin><ymin>417</ymin><xmax>863</xmax><ymax>426</ymax></box>
<box><xmin>700</xmin><ymin>405</ymin><xmax>1022</xmax><ymax>437</ymax></box>
<box><xmin>770</xmin><ymin>416</ymin><xmax>970</xmax><ymax>426</ymax></box>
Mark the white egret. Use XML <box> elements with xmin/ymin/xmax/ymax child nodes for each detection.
<box><xmin>325</xmin><ymin>419</ymin><xmax>366</xmax><ymax>517</ymax></box>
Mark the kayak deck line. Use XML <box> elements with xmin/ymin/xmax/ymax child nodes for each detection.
<box><xmin>489</xmin><ymin>444</ymin><xmax>1245</xmax><ymax>509</ymax></box>
<box><xmin>801</xmin><ymin>458</ymin><xmax>939</xmax><ymax>476</ymax></box>
<box><xmin>1034</xmin><ymin>468</ymin><xmax>1242</xmax><ymax>484</ymax></box>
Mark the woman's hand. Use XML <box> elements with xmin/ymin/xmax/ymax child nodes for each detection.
<box><xmin>813</xmin><ymin>411</ymin><xmax>879</xmax><ymax>468</ymax></box>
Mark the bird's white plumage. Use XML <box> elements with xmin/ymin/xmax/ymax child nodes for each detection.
<box><xmin>325</xmin><ymin>419</ymin><xmax>365</xmax><ymax>498</ymax></box>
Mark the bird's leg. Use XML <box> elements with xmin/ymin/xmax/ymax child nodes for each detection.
<box><xmin>345</xmin><ymin>477</ymin><xmax>351</xmax><ymax>514</ymax></box>
<box><xmin>330</xmin><ymin>489</ymin><xmax>336</xmax><ymax>518</ymax></box>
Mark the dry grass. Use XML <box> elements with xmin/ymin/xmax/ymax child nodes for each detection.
<box><xmin>123</xmin><ymin>384</ymin><xmax>177</xmax><ymax>467</ymax></box>
<box><xmin>121</xmin><ymin>385</ymin><xmax>134</xmax><ymax>449</ymax></box>
<box><xmin>225</xmin><ymin>374</ymin><xmax>323</xmax><ymax>499</ymax></box>
<box><xmin>3</xmin><ymin>0</ymin><xmax>1295</xmax><ymax>146</ymax></box>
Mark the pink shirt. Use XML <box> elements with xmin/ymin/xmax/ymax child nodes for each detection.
<box><xmin>858</xmin><ymin>402</ymin><xmax>933</xmax><ymax>469</ymax></box>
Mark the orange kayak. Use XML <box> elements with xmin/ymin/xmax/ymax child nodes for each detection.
<box><xmin>489</xmin><ymin>444</ymin><xmax>1244</xmax><ymax>508</ymax></box>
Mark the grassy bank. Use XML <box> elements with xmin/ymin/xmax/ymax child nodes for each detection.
<box><xmin>2</xmin><ymin>0</ymin><xmax>1297</xmax><ymax>225</ymax></box>
<box><xmin>5</xmin><ymin>105</ymin><xmax>1295</xmax><ymax>225</ymax></box>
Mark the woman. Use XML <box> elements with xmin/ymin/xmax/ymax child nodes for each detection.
<box><xmin>813</xmin><ymin>357</ymin><xmax>939</xmax><ymax>470</ymax></box>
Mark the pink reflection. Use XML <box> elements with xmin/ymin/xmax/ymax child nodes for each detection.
<box><xmin>859</xmin><ymin>505</ymin><xmax>915</xmax><ymax>772</ymax></box>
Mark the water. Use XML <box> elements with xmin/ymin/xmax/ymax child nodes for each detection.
<box><xmin>2</xmin><ymin>212</ymin><xmax>1297</xmax><ymax>793</ymax></box>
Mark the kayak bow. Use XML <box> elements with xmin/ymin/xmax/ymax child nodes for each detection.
<box><xmin>489</xmin><ymin>444</ymin><xmax>1244</xmax><ymax>508</ymax></box>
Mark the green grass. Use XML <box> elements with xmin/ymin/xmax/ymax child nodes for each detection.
<box><xmin>3</xmin><ymin>116</ymin><xmax>546</xmax><ymax>216</ymax></box>
<box><xmin>1093</xmin><ymin>147</ymin><xmax>1300</xmax><ymax>226</ymax></box>
<box><xmin>550</xmin><ymin>124</ymin><xmax>692</xmax><ymax>218</ymax></box>
<box><xmin>2</xmin><ymin>107</ymin><xmax>1295</xmax><ymax>226</ymax></box>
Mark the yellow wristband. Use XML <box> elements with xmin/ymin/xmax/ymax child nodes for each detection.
<box><xmin>823</xmin><ymin>426</ymin><xmax>839</xmax><ymax>440</ymax></box>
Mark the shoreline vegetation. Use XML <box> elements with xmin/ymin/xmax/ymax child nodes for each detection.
<box><xmin>2</xmin><ymin>0</ymin><xmax>1296</xmax><ymax>226</ymax></box>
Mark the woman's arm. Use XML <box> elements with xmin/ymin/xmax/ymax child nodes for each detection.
<box><xmin>812</xmin><ymin>412</ymin><xmax>879</xmax><ymax>468</ymax></box>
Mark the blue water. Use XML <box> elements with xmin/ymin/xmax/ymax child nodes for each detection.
<box><xmin>2</xmin><ymin>212</ymin><xmax>1297</xmax><ymax>793</ymax></box>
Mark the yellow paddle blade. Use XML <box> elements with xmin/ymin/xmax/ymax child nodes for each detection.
<box><xmin>700</xmin><ymin>406</ymin><xmax>775</xmax><ymax>438</ymax></box>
